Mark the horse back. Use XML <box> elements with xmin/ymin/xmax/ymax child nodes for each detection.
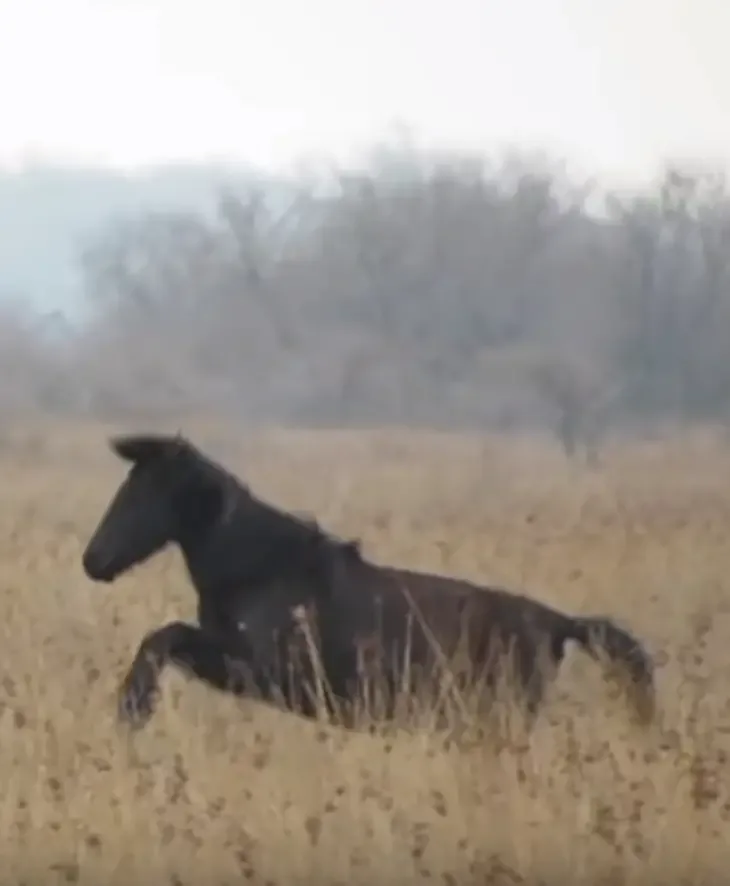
<box><xmin>320</xmin><ymin>557</ymin><xmax>571</xmax><ymax>670</ymax></box>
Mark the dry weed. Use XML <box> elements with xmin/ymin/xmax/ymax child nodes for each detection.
<box><xmin>0</xmin><ymin>420</ymin><xmax>728</xmax><ymax>884</ymax></box>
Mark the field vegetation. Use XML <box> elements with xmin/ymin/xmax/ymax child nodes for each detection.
<box><xmin>1</xmin><ymin>420</ymin><xmax>728</xmax><ymax>884</ymax></box>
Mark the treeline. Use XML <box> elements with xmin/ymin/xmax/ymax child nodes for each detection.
<box><xmin>4</xmin><ymin>144</ymin><xmax>730</xmax><ymax>454</ymax></box>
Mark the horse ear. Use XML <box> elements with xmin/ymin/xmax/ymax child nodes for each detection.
<box><xmin>172</xmin><ymin>430</ymin><xmax>190</xmax><ymax>456</ymax></box>
<box><xmin>110</xmin><ymin>433</ymin><xmax>188</xmax><ymax>464</ymax></box>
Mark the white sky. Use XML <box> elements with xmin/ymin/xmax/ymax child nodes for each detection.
<box><xmin>0</xmin><ymin>0</ymin><xmax>729</xmax><ymax>185</ymax></box>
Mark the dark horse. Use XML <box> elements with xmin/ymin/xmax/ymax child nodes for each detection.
<box><xmin>81</xmin><ymin>433</ymin><xmax>656</xmax><ymax>732</ymax></box>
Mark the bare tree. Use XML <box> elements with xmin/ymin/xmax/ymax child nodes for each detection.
<box><xmin>4</xmin><ymin>144</ymin><xmax>730</xmax><ymax>436</ymax></box>
<box><xmin>607</xmin><ymin>165</ymin><xmax>730</xmax><ymax>421</ymax></box>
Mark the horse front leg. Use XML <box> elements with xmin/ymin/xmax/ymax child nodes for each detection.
<box><xmin>117</xmin><ymin>621</ymin><xmax>262</xmax><ymax>729</ymax></box>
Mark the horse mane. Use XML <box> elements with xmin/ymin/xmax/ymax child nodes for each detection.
<box><xmin>294</xmin><ymin>512</ymin><xmax>364</xmax><ymax>560</ymax></box>
<box><xmin>169</xmin><ymin>436</ymin><xmax>367</xmax><ymax>585</ymax></box>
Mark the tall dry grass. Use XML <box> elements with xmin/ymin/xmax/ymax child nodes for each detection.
<box><xmin>1</xmin><ymin>420</ymin><xmax>729</xmax><ymax>884</ymax></box>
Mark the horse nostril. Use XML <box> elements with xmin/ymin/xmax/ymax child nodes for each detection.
<box><xmin>82</xmin><ymin>551</ymin><xmax>96</xmax><ymax>576</ymax></box>
<box><xmin>82</xmin><ymin>549</ymin><xmax>108</xmax><ymax>581</ymax></box>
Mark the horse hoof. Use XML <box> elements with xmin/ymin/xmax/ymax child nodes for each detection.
<box><xmin>117</xmin><ymin>686</ymin><xmax>157</xmax><ymax>729</ymax></box>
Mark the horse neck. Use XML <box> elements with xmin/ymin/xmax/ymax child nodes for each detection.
<box><xmin>176</xmin><ymin>513</ymin><xmax>240</xmax><ymax>597</ymax></box>
<box><xmin>177</xmin><ymin>494</ymin><xmax>330</xmax><ymax>597</ymax></box>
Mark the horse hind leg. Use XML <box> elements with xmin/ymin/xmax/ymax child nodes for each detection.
<box><xmin>520</xmin><ymin>671</ymin><xmax>547</xmax><ymax>730</ymax></box>
<box><xmin>511</xmin><ymin>635</ymin><xmax>560</xmax><ymax>732</ymax></box>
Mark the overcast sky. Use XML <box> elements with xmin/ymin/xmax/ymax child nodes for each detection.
<box><xmin>0</xmin><ymin>0</ymin><xmax>728</xmax><ymax>185</ymax></box>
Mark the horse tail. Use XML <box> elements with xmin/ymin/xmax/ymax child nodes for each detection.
<box><xmin>563</xmin><ymin>615</ymin><xmax>656</xmax><ymax>724</ymax></box>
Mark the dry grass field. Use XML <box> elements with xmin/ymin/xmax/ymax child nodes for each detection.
<box><xmin>2</xmin><ymin>419</ymin><xmax>730</xmax><ymax>884</ymax></box>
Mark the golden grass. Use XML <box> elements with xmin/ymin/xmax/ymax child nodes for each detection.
<box><xmin>2</xmin><ymin>419</ymin><xmax>730</xmax><ymax>884</ymax></box>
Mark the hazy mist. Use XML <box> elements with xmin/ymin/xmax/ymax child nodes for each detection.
<box><xmin>3</xmin><ymin>142</ymin><xmax>730</xmax><ymax>456</ymax></box>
